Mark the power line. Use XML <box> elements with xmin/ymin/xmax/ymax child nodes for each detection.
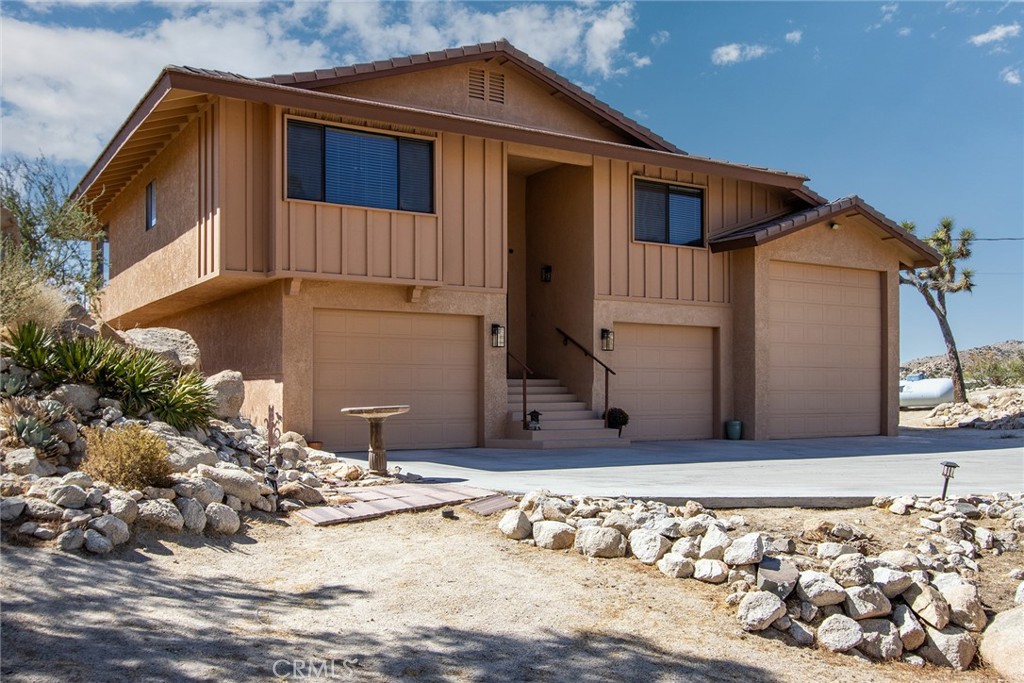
<box><xmin>971</xmin><ymin>237</ymin><xmax>1024</xmax><ymax>241</ymax></box>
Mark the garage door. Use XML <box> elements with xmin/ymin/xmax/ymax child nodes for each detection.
<box><xmin>313</xmin><ymin>310</ymin><xmax>479</xmax><ymax>451</ymax></box>
<box><xmin>768</xmin><ymin>261</ymin><xmax>881</xmax><ymax>438</ymax></box>
<box><xmin>614</xmin><ymin>324</ymin><xmax>714</xmax><ymax>440</ymax></box>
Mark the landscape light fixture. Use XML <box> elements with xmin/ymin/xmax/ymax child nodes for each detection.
<box><xmin>541</xmin><ymin>265</ymin><xmax>552</xmax><ymax>282</ymax></box>
<box><xmin>491</xmin><ymin>324</ymin><xmax>506</xmax><ymax>348</ymax></box>
<box><xmin>940</xmin><ymin>461</ymin><xmax>959</xmax><ymax>499</ymax></box>
<box><xmin>601</xmin><ymin>328</ymin><xmax>615</xmax><ymax>352</ymax></box>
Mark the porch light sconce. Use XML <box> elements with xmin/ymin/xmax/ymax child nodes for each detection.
<box><xmin>491</xmin><ymin>323</ymin><xmax>506</xmax><ymax>348</ymax></box>
<box><xmin>829</xmin><ymin>221</ymin><xmax>841</xmax><ymax>231</ymax></box>
<box><xmin>940</xmin><ymin>461</ymin><xmax>959</xmax><ymax>499</ymax></box>
<box><xmin>540</xmin><ymin>265</ymin><xmax>553</xmax><ymax>282</ymax></box>
<box><xmin>601</xmin><ymin>328</ymin><xmax>615</xmax><ymax>352</ymax></box>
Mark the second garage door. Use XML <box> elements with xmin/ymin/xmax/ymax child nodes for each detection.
<box><xmin>312</xmin><ymin>310</ymin><xmax>479</xmax><ymax>451</ymax></box>
<box><xmin>614</xmin><ymin>323</ymin><xmax>714</xmax><ymax>440</ymax></box>
<box><xmin>768</xmin><ymin>261</ymin><xmax>882</xmax><ymax>438</ymax></box>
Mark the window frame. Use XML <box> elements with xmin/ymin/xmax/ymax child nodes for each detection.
<box><xmin>145</xmin><ymin>181</ymin><xmax>157</xmax><ymax>230</ymax></box>
<box><xmin>284</xmin><ymin>116</ymin><xmax>437</xmax><ymax>215</ymax></box>
<box><xmin>93</xmin><ymin>226</ymin><xmax>110</xmax><ymax>286</ymax></box>
<box><xmin>631</xmin><ymin>177</ymin><xmax>707</xmax><ymax>249</ymax></box>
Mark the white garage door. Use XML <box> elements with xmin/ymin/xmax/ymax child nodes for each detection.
<box><xmin>614</xmin><ymin>323</ymin><xmax>714</xmax><ymax>440</ymax></box>
<box><xmin>313</xmin><ymin>310</ymin><xmax>479</xmax><ymax>451</ymax></box>
<box><xmin>768</xmin><ymin>261</ymin><xmax>882</xmax><ymax>438</ymax></box>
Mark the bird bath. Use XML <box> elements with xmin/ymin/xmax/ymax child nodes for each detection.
<box><xmin>339</xmin><ymin>405</ymin><xmax>410</xmax><ymax>475</ymax></box>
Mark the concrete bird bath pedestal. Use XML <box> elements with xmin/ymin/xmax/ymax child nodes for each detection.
<box><xmin>339</xmin><ymin>405</ymin><xmax>410</xmax><ymax>475</ymax></box>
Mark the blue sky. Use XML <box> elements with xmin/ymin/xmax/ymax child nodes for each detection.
<box><xmin>1</xmin><ymin>1</ymin><xmax>1021</xmax><ymax>361</ymax></box>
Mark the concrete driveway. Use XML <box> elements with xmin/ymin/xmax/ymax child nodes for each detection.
<box><xmin>335</xmin><ymin>427</ymin><xmax>1024</xmax><ymax>506</ymax></box>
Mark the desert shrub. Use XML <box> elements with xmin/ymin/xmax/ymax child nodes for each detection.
<box><xmin>1</xmin><ymin>320</ymin><xmax>54</xmax><ymax>373</ymax></box>
<box><xmin>82</xmin><ymin>423</ymin><xmax>172</xmax><ymax>490</ymax></box>
<box><xmin>0</xmin><ymin>251</ymin><xmax>70</xmax><ymax>331</ymax></box>
<box><xmin>964</xmin><ymin>350</ymin><xmax>1024</xmax><ymax>387</ymax></box>
<box><xmin>150</xmin><ymin>370</ymin><xmax>215</xmax><ymax>432</ymax></box>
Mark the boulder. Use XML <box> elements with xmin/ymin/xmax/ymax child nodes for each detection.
<box><xmin>174</xmin><ymin>497</ymin><xmax>207</xmax><ymax>533</ymax></box>
<box><xmin>48</xmin><ymin>484</ymin><xmax>88</xmax><ymax>509</ymax></box>
<box><xmin>693</xmin><ymin>559</ymin><xmax>729</xmax><ymax>584</ymax></box>
<box><xmin>628</xmin><ymin>529</ymin><xmax>672</xmax><ymax>565</ymax></box>
<box><xmin>195</xmin><ymin>464</ymin><xmax>261</xmax><ymax>504</ymax></box>
<box><xmin>656</xmin><ymin>553</ymin><xmax>694</xmax><ymax>579</ymax></box>
<box><xmin>0</xmin><ymin>497</ymin><xmax>26</xmax><ymax>522</ymax></box>
<box><xmin>903</xmin><ymin>582</ymin><xmax>950</xmax><ymax>629</ymax></box>
<box><xmin>671</xmin><ymin>536</ymin><xmax>701</xmax><ymax>559</ymax></box>
<box><xmin>892</xmin><ymin>603</ymin><xmax>926</xmax><ymax>651</ymax></box>
<box><xmin>932</xmin><ymin>573</ymin><xmax>987</xmax><ymax>632</ymax></box>
<box><xmin>107</xmin><ymin>494</ymin><xmax>139</xmax><ymax>525</ymax></box>
<box><xmin>157</xmin><ymin>433</ymin><xmax>219</xmax><ymax>472</ymax></box>
<box><xmin>857</xmin><ymin>619</ymin><xmax>903</xmax><ymax>661</ymax></box>
<box><xmin>817</xmin><ymin>614</ymin><xmax>864</xmax><ymax>652</ymax></box>
<box><xmin>278</xmin><ymin>442</ymin><xmax>306</xmax><ymax>463</ymax></box>
<box><xmin>830</xmin><ymin>553</ymin><xmax>872</xmax><ymax>587</ymax></box>
<box><xmin>83</xmin><ymin>528</ymin><xmax>114</xmax><ymax>554</ymax></box>
<box><xmin>498</xmin><ymin>510</ymin><xmax>532</xmax><ymax>540</ymax></box>
<box><xmin>277</xmin><ymin>482</ymin><xmax>325</xmax><ymax>506</ymax></box>
<box><xmin>136</xmin><ymin>499</ymin><xmax>185</xmax><ymax>532</ymax></box>
<box><xmin>843</xmin><ymin>585</ymin><xmax>892</xmax><ymax>620</ymax></box>
<box><xmin>205</xmin><ymin>502</ymin><xmax>241</xmax><ymax>535</ymax></box>
<box><xmin>532</xmin><ymin>521</ymin><xmax>575</xmax><ymax>550</ymax></box>
<box><xmin>978</xmin><ymin>606</ymin><xmax>1024</xmax><ymax>683</ymax></box>
<box><xmin>699</xmin><ymin>526</ymin><xmax>732</xmax><ymax>560</ymax></box>
<box><xmin>871</xmin><ymin>566</ymin><xmax>913</xmax><ymax>598</ymax></box>
<box><xmin>5</xmin><ymin>448</ymin><xmax>57</xmax><ymax>477</ymax></box>
<box><xmin>646</xmin><ymin>516</ymin><xmax>684</xmax><ymax>539</ymax></box>
<box><xmin>57</xmin><ymin>528</ymin><xmax>85</xmax><ymax>551</ymax></box>
<box><xmin>89</xmin><ymin>514</ymin><xmax>131</xmax><ymax>545</ymax></box>
<box><xmin>738</xmin><ymin>591</ymin><xmax>786</xmax><ymax>632</ymax></box>
<box><xmin>602</xmin><ymin>509</ymin><xmax>638</xmax><ymax>536</ymax></box>
<box><xmin>919</xmin><ymin>624</ymin><xmax>976</xmax><ymax>671</ymax></box>
<box><xmin>796</xmin><ymin>571</ymin><xmax>847</xmax><ymax>607</ymax></box>
<box><xmin>279</xmin><ymin>431</ymin><xmax>308</xmax><ymax>448</ymax></box>
<box><xmin>23</xmin><ymin>498</ymin><xmax>64</xmax><ymax>521</ymax></box>
<box><xmin>60</xmin><ymin>471</ymin><xmax>93</xmax><ymax>488</ymax></box>
<box><xmin>680</xmin><ymin>515</ymin><xmax>712</xmax><ymax>537</ymax></box>
<box><xmin>49</xmin><ymin>384</ymin><xmax>99</xmax><ymax>413</ymax></box>
<box><xmin>816</xmin><ymin>542</ymin><xmax>857</xmax><ymax>560</ymax></box>
<box><xmin>574</xmin><ymin>526</ymin><xmax>627</xmax><ymax>558</ymax></box>
<box><xmin>191</xmin><ymin>477</ymin><xmax>225</xmax><ymax>507</ymax></box>
<box><xmin>723</xmin><ymin>532</ymin><xmax>765</xmax><ymax>566</ymax></box>
<box><xmin>756</xmin><ymin>556</ymin><xmax>799</xmax><ymax>600</ymax></box>
<box><xmin>51</xmin><ymin>419</ymin><xmax>79</xmax><ymax>443</ymax></box>
<box><xmin>204</xmin><ymin>370</ymin><xmax>244</xmax><ymax>419</ymax></box>
<box><xmin>787</xmin><ymin>620</ymin><xmax>816</xmax><ymax>647</ymax></box>
<box><xmin>121</xmin><ymin>327</ymin><xmax>201</xmax><ymax>371</ymax></box>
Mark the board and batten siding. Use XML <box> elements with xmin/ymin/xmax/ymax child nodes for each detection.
<box><xmin>218</xmin><ymin>99</ymin><xmax>272</xmax><ymax>276</ymax></box>
<box><xmin>593</xmin><ymin>158</ymin><xmax>799</xmax><ymax>304</ymax></box>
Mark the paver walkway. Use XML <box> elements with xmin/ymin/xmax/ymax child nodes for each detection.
<box><xmin>294</xmin><ymin>483</ymin><xmax>497</xmax><ymax>526</ymax></box>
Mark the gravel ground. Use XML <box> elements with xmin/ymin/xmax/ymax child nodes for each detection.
<box><xmin>1</xmin><ymin>505</ymin><xmax>1014</xmax><ymax>683</ymax></box>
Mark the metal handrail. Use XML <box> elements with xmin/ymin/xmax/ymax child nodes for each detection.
<box><xmin>507</xmin><ymin>351</ymin><xmax>533</xmax><ymax>430</ymax></box>
<box><xmin>554</xmin><ymin>327</ymin><xmax>616</xmax><ymax>427</ymax></box>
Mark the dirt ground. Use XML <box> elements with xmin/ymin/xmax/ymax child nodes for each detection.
<box><xmin>2</xmin><ymin>500</ymin><xmax>1019</xmax><ymax>683</ymax></box>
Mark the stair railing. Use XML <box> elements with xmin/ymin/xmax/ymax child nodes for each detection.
<box><xmin>554</xmin><ymin>327</ymin><xmax>617</xmax><ymax>427</ymax></box>
<box><xmin>507</xmin><ymin>351</ymin><xmax>533</xmax><ymax>430</ymax></box>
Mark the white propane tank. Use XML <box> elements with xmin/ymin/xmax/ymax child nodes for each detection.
<box><xmin>899</xmin><ymin>378</ymin><xmax>955</xmax><ymax>408</ymax></box>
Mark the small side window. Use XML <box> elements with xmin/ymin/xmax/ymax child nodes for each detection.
<box><xmin>93</xmin><ymin>226</ymin><xmax>110</xmax><ymax>285</ymax></box>
<box><xmin>145</xmin><ymin>181</ymin><xmax>157</xmax><ymax>230</ymax></box>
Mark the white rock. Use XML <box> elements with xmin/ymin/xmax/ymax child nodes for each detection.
<box><xmin>498</xmin><ymin>509</ymin><xmax>532</xmax><ymax>540</ymax></box>
<box><xmin>1016</xmin><ymin>582</ymin><xmax>1024</xmax><ymax>606</ymax></box>
<box><xmin>857</xmin><ymin>619</ymin><xmax>903</xmax><ymax>661</ymax></box>
<box><xmin>174</xmin><ymin>497</ymin><xmax>207</xmax><ymax>533</ymax></box>
<box><xmin>787</xmin><ymin>620</ymin><xmax>815</xmax><ymax>647</ymax></box>
<box><xmin>919</xmin><ymin>624</ymin><xmax>977</xmax><ymax>671</ymax></box>
<box><xmin>830</xmin><ymin>553</ymin><xmax>872</xmax><ymax>587</ymax></box>
<box><xmin>23</xmin><ymin>498</ymin><xmax>63</xmax><ymax>520</ymax></box>
<box><xmin>671</xmin><ymin>536</ymin><xmax>701</xmax><ymax>559</ymax></box>
<box><xmin>190</xmin><ymin>477</ymin><xmax>225</xmax><ymax>507</ymax></box>
<box><xmin>195</xmin><ymin>464</ymin><xmax>261</xmax><ymax>504</ymax></box>
<box><xmin>49</xmin><ymin>383</ymin><xmax>100</xmax><ymax>413</ymax></box>
<box><xmin>205</xmin><ymin>370</ymin><xmax>244</xmax><ymax>419</ymax></box>
<box><xmin>723</xmin><ymin>532</ymin><xmax>765</xmax><ymax>566</ymax></box>
<box><xmin>107</xmin><ymin>494</ymin><xmax>138</xmax><ymax>524</ymax></box>
<box><xmin>5</xmin><ymin>448</ymin><xmax>57</xmax><ymax>477</ymax></box>
<box><xmin>204</xmin><ymin>502</ymin><xmax>240</xmax><ymax>535</ymax></box>
<box><xmin>737</xmin><ymin>591</ymin><xmax>786</xmax><ymax>632</ymax></box>
<box><xmin>136</xmin><ymin>499</ymin><xmax>185</xmax><ymax>532</ymax></box>
<box><xmin>878</xmin><ymin>549</ymin><xmax>922</xmax><ymax>570</ymax></box>
<box><xmin>871</xmin><ymin>566</ymin><xmax>913</xmax><ymax>598</ymax></box>
<box><xmin>817</xmin><ymin>614</ymin><xmax>863</xmax><ymax>652</ymax></box>
<box><xmin>122</xmin><ymin>327</ymin><xmax>201</xmax><ymax>371</ymax></box>
<box><xmin>892</xmin><ymin>603</ymin><xmax>926</xmax><ymax>651</ymax></box>
<box><xmin>903</xmin><ymin>582</ymin><xmax>950</xmax><ymax>630</ymax></box>
<box><xmin>0</xmin><ymin>497</ymin><xmax>26</xmax><ymax>522</ymax></box>
<box><xmin>83</xmin><ymin>528</ymin><xmax>113</xmax><ymax>554</ymax></box>
<box><xmin>843</xmin><ymin>585</ymin><xmax>892</xmax><ymax>620</ymax></box>
<box><xmin>574</xmin><ymin>526</ymin><xmax>626</xmax><ymax>558</ymax></box>
<box><xmin>817</xmin><ymin>542</ymin><xmax>857</xmax><ymax>560</ymax></box>
<box><xmin>89</xmin><ymin>514</ymin><xmax>131</xmax><ymax>545</ymax></box>
<box><xmin>157</xmin><ymin>434</ymin><xmax>219</xmax><ymax>472</ymax></box>
<box><xmin>57</xmin><ymin>528</ymin><xmax>85</xmax><ymax>551</ymax></box>
<box><xmin>693</xmin><ymin>559</ymin><xmax>729</xmax><ymax>584</ymax></box>
<box><xmin>656</xmin><ymin>552</ymin><xmax>694</xmax><ymax>579</ymax></box>
<box><xmin>602</xmin><ymin>509</ymin><xmax>638</xmax><ymax>535</ymax></box>
<box><xmin>628</xmin><ymin>529</ymin><xmax>672</xmax><ymax>565</ymax></box>
<box><xmin>756</xmin><ymin>556</ymin><xmax>799</xmax><ymax>600</ymax></box>
<box><xmin>60</xmin><ymin>472</ymin><xmax>93</xmax><ymax>488</ymax></box>
<box><xmin>796</xmin><ymin>571</ymin><xmax>847</xmax><ymax>607</ymax></box>
<box><xmin>932</xmin><ymin>573</ymin><xmax>987</xmax><ymax>632</ymax></box>
<box><xmin>532</xmin><ymin>521</ymin><xmax>575</xmax><ymax>550</ymax></box>
<box><xmin>699</xmin><ymin>525</ymin><xmax>732</xmax><ymax>560</ymax></box>
<box><xmin>978</xmin><ymin>606</ymin><xmax>1023</xmax><ymax>683</ymax></box>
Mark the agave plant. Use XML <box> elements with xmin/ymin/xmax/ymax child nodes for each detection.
<box><xmin>1</xmin><ymin>321</ymin><xmax>53</xmax><ymax>374</ymax></box>
<box><xmin>110</xmin><ymin>349</ymin><xmax>176</xmax><ymax>417</ymax></box>
<box><xmin>0</xmin><ymin>374</ymin><xmax>29</xmax><ymax>397</ymax></box>
<box><xmin>151</xmin><ymin>370</ymin><xmax>215</xmax><ymax>431</ymax></box>
<box><xmin>47</xmin><ymin>335</ymin><xmax>114</xmax><ymax>386</ymax></box>
<box><xmin>0</xmin><ymin>396</ymin><xmax>62</xmax><ymax>455</ymax></box>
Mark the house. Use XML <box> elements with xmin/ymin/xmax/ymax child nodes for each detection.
<box><xmin>76</xmin><ymin>41</ymin><xmax>939</xmax><ymax>451</ymax></box>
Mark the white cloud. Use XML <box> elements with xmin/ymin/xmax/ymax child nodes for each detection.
<box><xmin>898</xmin><ymin>27</ymin><xmax>912</xmax><ymax>37</ymax></box>
<box><xmin>784</xmin><ymin>30</ymin><xmax>802</xmax><ymax>44</ymax></box>
<box><xmin>880</xmin><ymin>3</ymin><xmax>899</xmax><ymax>22</ymax></box>
<box><xmin>969</xmin><ymin>22</ymin><xmax>1021</xmax><ymax>46</ymax></box>
<box><xmin>711</xmin><ymin>43</ymin><xmax>770</xmax><ymax>66</ymax></box>
<box><xmin>1001</xmin><ymin>66</ymin><xmax>1022</xmax><ymax>85</ymax></box>
<box><xmin>651</xmin><ymin>30</ymin><xmax>670</xmax><ymax>47</ymax></box>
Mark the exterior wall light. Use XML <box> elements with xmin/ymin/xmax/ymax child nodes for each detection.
<box><xmin>829</xmin><ymin>221</ymin><xmax>841</xmax><ymax>230</ymax></box>
<box><xmin>940</xmin><ymin>461</ymin><xmax>959</xmax><ymax>499</ymax></box>
<box><xmin>491</xmin><ymin>323</ymin><xmax>506</xmax><ymax>348</ymax></box>
<box><xmin>601</xmin><ymin>328</ymin><xmax>615</xmax><ymax>351</ymax></box>
<box><xmin>540</xmin><ymin>265</ymin><xmax>552</xmax><ymax>282</ymax></box>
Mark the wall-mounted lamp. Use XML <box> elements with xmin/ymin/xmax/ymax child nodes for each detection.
<box><xmin>828</xmin><ymin>221</ymin><xmax>841</xmax><ymax>231</ymax></box>
<box><xmin>600</xmin><ymin>328</ymin><xmax>615</xmax><ymax>352</ymax></box>
<box><xmin>491</xmin><ymin>323</ymin><xmax>506</xmax><ymax>348</ymax></box>
<box><xmin>540</xmin><ymin>265</ymin><xmax>553</xmax><ymax>282</ymax></box>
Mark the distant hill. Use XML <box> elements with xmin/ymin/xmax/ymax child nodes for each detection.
<box><xmin>901</xmin><ymin>340</ymin><xmax>1024</xmax><ymax>378</ymax></box>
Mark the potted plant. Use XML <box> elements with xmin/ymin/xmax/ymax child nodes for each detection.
<box><xmin>605</xmin><ymin>407</ymin><xmax>629</xmax><ymax>437</ymax></box>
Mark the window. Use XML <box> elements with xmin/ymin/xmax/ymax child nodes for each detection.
<box><xmin>145</xmin><ymin>181</ymin><xmax>157</xmax><ymax>230</ymax></box>
<box><xmin>633</xmin><ymin>179</ymin><xmax>704</xmax><ymax>247</ymax></box>
<box><xmin>287</xmin><ymin>120</ymin><xmax>434</xmax><ymax>213</ymax></box>
<box><xmin>93</xmin><ymin>228</ymin><xmax>110</xmax><ymax>285</ymax></box>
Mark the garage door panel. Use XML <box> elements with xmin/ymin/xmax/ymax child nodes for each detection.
<box><xmin>768</xmin><ymin>261</ymin><xmax>881</xmax><ymax>439</ymax></box>
<box><xmin>313</xmin><ymin>311</ymin><xmax>478</xmax><ymax>451</ymax></box>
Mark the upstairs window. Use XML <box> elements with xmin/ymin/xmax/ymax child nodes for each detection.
<box><xmin>633</xmin><ymin>179</ymin><xmax>704</xmax><ymax>248</ymax></box>
<box><xmin>145</xmin><ymin>181</ymin><xmax>157</xmax><ymax>230</ymax></box>
<box><xmin>287</xmin><ymin>120</ymin><xmax>434</xmax><ymax>213</ymax></box>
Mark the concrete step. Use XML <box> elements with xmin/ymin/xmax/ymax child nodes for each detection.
<box><xmin>507</xmin><ymin>378</ymin><xmax>561</xmax><ymax>387</ymax></box>
<box><xmin>505</xmin><ymin>385</ymin><xmax>572</xmax><ymax>395</ymax></box>
<box><xmin>518</xmin><ymin>393</ymin><xmax>582</xmax><ymax>404</ymax></box>
<box><xmin>508</xmin><ymin>417</ymin><xmax>608</xmax><ymax>430</ymax></box>
<box><xmin>509</xmin><ymin>401</ymin><xmax>589</xmax><ymax>414</ymax></box>
<box><xmin>509</xmin><ymin>410</ymin><xmax>597</xmax><ymax>422</ymax></box>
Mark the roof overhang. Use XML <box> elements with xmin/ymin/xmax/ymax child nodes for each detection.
<box><xmin>75</xmin><ymin>67</ymin><xmax>810</xmax><ymax>214</ymax></box>
<box><xmin>709</xmin><ymin>196</ymin><xmax>940</xmax><ymax>268</ymax></box>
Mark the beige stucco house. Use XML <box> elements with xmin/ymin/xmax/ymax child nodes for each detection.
<box><xmin>77</xmin><ymin>41</ymin><xmax>938</xmax><ymax>451</ymax></box>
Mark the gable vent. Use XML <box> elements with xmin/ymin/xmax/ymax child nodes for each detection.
<box><xmin>468</xmin><ymin>68</ymin><xmax>486</xmax><ymax>100</ymax></box>
<box><xmin>487</xmin><ymin>72</ymin><xmax>505</xmax><ymax>104</ymax></box>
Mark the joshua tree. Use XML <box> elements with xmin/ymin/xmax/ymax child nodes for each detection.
<box><xmin>899</xmin><ymin>217</ymin><xmax>974</xmax><ymax>403</ymax></box>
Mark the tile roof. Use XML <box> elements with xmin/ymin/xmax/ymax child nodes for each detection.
<box><xmin>709</xmin><ymin>195</ymin><xmax>940</xmax><ymax>266</ymax></box>
<box><xmin>255</xmin><ymin>40</ymin><xmax>684</xmax><ymax>154</ymax></box>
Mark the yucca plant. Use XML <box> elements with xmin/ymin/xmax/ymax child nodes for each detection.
<box><xmin>1</xmin><ymin>320</ymin><xmax>53</xmax><ymax>374</ymax></box>
<box><xmin>151</xmin><ymin>370</ymin><xmax>215</xmax><ymax>431</ymax></box>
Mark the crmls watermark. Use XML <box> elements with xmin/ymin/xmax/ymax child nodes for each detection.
<box><xmin>271</xmin><ymin>658</ymin><xmax>360</xmax><ymax>679</ymax></box>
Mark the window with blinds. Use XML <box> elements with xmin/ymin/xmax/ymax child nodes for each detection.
<box><xmin>286</xmin><ymin>120</ymin><xmax>434</xmax><ymax>213</ymax></box>
<box><xmin>633</xmin><ymin>179</ymin><xmax>704</xmax><ymax>248</ymax></box>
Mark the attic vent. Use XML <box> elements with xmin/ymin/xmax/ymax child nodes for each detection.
<box><xmin>468</xmin><ymin>68</ymin><xmax>486</xmax><ymax>100</ymax></box>
<box><xmin>487</xmin><ymin>72</ymin><xmax>505</xmax><ymax>104</ymax></box>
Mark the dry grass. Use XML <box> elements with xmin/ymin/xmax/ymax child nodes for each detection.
<box><xmin>81</xmin><ymin>423</ymin><xmax>173</xmax><ymax>490</ymax></box>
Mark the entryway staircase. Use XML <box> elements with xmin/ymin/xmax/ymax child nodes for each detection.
<box><xmin>485</xmin><ymin>378</ymin><xmax>630</xmax><ymax>449</ymax></box>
